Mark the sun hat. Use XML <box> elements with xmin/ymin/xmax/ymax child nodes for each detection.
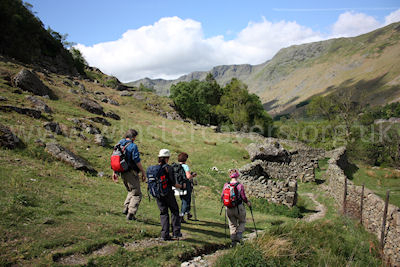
<box><xmin>158</xmin><ymin>149</ymin><xmax>171</xmax><ymax>157</ymax></box>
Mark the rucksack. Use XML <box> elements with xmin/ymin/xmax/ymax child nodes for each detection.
<box><xmin>171</xmin><ymin>162</ymin><xmax>187</xmax><ymax>185</ymax></box>
<box><xmin>147</xmin><ymin>164</ymin><xmax>169</xmax><ymax>198</ymax></box>
<box><xmin>223</xmin><ymin>182</ymin><xmax>242</xmax><ymax>208</ymax></box>
<box><xmin>110</xmin><ymin>141</ymin><xmax>132</xmax><ymax>173</ymax></box>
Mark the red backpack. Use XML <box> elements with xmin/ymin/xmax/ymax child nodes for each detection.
<box><xmin>110</xmin><ymin>141</ymin><xmax>132</xmax><ymax>172</ymax></box>
<box><xmin>223</xmin><ymin>182</ymin><xmax>241</xmax><ymax>208</ymax></box>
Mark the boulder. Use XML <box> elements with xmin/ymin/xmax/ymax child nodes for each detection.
<box><xmin>105</xmin><ymin>111</ymin><xmax>121</xmax><ymax>120</ymax></box>
<box><xmin>43</xmin><ymin>122</ymin><xmax>63</xmax><ymax>135</ymax></box>
<box><xmin>119</xmin><ymin>90</ymin><xmax>133</xmax><ymax>97</ymax></box>
<box><xmin>246</xmin><ymin>141</ymin><xmax>291</xmax><ymax>163</ymax></box>
<box><xmin>45</xmin><ymin>143</ymin><xmax>97</xmax><ymax>174</ymax></box>
<box><xmin>0</xmin><ymin>123</ymin><xmax>23</xmax><ymax>149</ymax></box>
<box><xmin>94</xmin><ymin>134</ymin><xmax>107</xmax><ymax>147</ymax></box>
<box><xmin>85</xmin><ymin>125</ymin><xmax>101</xmax><ymax>135</ymax></box>
<box><xmin>13</xmin><ymin>69</ymin><xmax>55</xmax><ymax>99</ymax></box>
<box><xmin>88</xmin><ymin>117</ymin><xmax>111</xmax><ymax>126</ymax></box>
<box><xmin>79</xmin><ymin>98</ymin><xmax>105</xmax><ymax>115</ymax></box>
<box><xmin>101</xmin><ymin>98</ymin><xmax>119</xmax><ymax>106</ymax></box>
<box><xmin>0</xmin><ymin>105</ymin><xmax>41</xmax><ymax>119</ymax></box>
<box><xmin>0</xmin><ymin>96</ymin><xmax>7</xmax><ymax>101</ymax></box>
<box><xmin>26</xmin><ymin>95</ymin><xmax>52</xmax><ymax>113</ymax></box>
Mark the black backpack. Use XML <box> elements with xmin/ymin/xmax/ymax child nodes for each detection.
<box><xmin>171</xmin><ymin>163</ymin><xmax>187</xmax><ymax>185</ymax></box>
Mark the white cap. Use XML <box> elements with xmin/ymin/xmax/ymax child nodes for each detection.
<box><xmin>158</xmin><ymin>149</ymin><xmax>171</xmax><ymax>157</ymax></box>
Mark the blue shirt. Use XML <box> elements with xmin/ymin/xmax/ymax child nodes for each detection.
<box><xmin>119</xmin><ymin>139</ymin><xmax>141</xmax><ymax>166</ymax></box>
<box><xmin>181</xmin><ymin>164</ymin><xmax>190</xmax><ymax>172</ymax></box>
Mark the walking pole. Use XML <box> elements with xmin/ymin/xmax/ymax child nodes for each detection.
<box><xmin>249</xmin><ymin>206</ymin><xmax>258</xmax><ymax>238</ymax></box>
<box><xmin>191</xmin><ymin>182</ymin><xmax>198</xmax><ymax>221</ymax></box>
<box><xmin>224</xmin><ymin>207</ymin><xmax>227</xmax><ymax>240</ymax></box>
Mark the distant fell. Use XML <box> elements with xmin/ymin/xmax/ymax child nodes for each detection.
<box><xmin>127</xmin><ymin>22</ymin><xmax>400</xmax><ymax>116</ymax></box>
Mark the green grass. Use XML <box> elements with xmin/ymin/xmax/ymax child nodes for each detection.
<box><xmin>215</xmin><ymin>216</ymin><xmax>382</xmax><ymax>267</ymax></box>
<box><xmin>0</xmin><ymin>60</ymin><xmax>383</xmax><ymax>266</ymax></box>
<box><xmin>348</xmin><ymin>163</ymin><xmax>400</xmax><ymax>207</ymax></box>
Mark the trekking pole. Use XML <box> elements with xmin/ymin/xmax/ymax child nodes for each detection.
<box><xmin>192</xmin><ymin>184</ymin><xmax>197</xmax><ymax>221</ymax></box>
<box><xmin>219</xmin><ymin>205</ymin><xmax>224</xmax><ymax>216</ymax></box>
<box><xmin>249</xmin><ymin>206</ymin><xmax>258</xmax><ymax>238</ymax></box>
<box><xmin>224</xmin><ymin>207</ymin><xmax>227</xmax><ymax>240</ymax></box>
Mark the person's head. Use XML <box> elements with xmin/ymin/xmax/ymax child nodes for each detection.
<box><xmin>229</xmin><ymin>169</ymin><xmax>239</xmax><ymax>180</ymax></box>
<box><xmin>178</xmin><ymin>152</ymin><xmax>188</xmax><ymax>163</ymax></box>
<box><xmin>158</xmin><ymin>149</ymin><xmax>171</xmax><ymax>165</ymax></box>
<box><xmin>125</xmin><ymin>129</ymin><xmax>138</xmax><ymax>140</ymax></box>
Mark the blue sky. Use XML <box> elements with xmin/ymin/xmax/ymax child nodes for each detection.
<box><xmin>30</xmin><ymin>0</ymin><xmax>400</xmax><ymax>81</ymax></box>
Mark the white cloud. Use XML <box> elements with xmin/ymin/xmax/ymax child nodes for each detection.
<box><xmin>76</xmin><ymin>10</ymin><xmax>400</xmax><ymax>82</ymax></box>
<box><xmin>331</xmin><ymin>11</ymin><xmax>381</xmax><ymax>37</ymax></box>
<box><xmin>76</xmin><ymin>16</ymin><xmax>322</xmax><ymax>82</ymax></box>
<box><xmin>385</xmin><ymin>9</ymin><xmax>400</xmax><ymax>25</ymax></box>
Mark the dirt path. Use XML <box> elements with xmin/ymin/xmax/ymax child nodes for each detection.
<box><xmin>302</xmin><ymin>193</ymin><xmax>327</xmax><ymax>222</ymax></box>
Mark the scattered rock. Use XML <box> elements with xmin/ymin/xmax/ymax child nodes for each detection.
<box><xmin>0</xmin><ymin>123</ymin><xmax>23</xmax><ymax>149</ymax></box>
<box><xmin>35</xmin><ymin>139</ymin><xmax>46</xmax><ymax>147</ymax></box>
<box><xmin>79</xmin><ymin>98</ymin><xmax>105</xmax><ymax>116</ymax></box>
<box><xmin>211</xmin><ymin>166</ymin><xmax>219</xmax><ymax>172</ymax></box>
<box><xmin>13</xmin><ymin>69</ymin><xmax>56</xmax><ymax>99</ymax></box>
<box><xmin>94</xmin><ymin>91</ymin><xmax>104</xmax><ymax>95</ymax></box>
<box><xmin>85</xmin><ymin>124</ymin><xmax>101</xmax><ymax>135</ymax></box>
<box><xmin>246</xmin><ymin>141</ymin><xmax>291</xmax><ymax>163</ymax></box>
<box><xmin>78</xmin><ymin>84</ymin><xmax>86</xmax><ymax>93</ymax></box>
<box><xmin>63</xmin><ymin>80</ymin><xmax>72</xmax><ymax>87</ymax></box>
<box><xmin>88</xmin><ymin>117</ymin><xmax>111</xmax><ymax>126</ymax></box>
<box><xmin>132</xmin><ymin>92</ymin><xmax>146</xmax><ymax>100</ymax></box>
<box><xmin>94</xmin><ymin>134</ymin><xmax>107</xmax><ymax>147</ymax></box>
<box><xmin>0</xmin><ymin>96</ymin><xmax>7</xmax><ymax>101</ymax></box>
<box><xmin>0</xmin><ymin>105</ymin><xmax>41</xmax><ymax>119</ymax></box>
<box><xmin>105</xmin><ymin>111</ymin><xmax>121</xmax><ymax>120</ymax></box>
<box><xmin>45</xmin><ymin>143</ymin><xmax>97</xmax><ymax>174</ymax></box>
<box><xmin>26</xmin><ymin>95</ymin><xmax>52</xmax><ymax>113</ymax></box>
<box><xmin>43</xmin><ymin>122</ymin><xmax>63</xmax><ymax>135</ymax></box>
<box><xmin>69</xmin><ymin>89</ymin><xmax>78</xmax><ymax>94</ymax></box>
<box><xmin>119</xmin><ymin>90</ymin><xmax>133</xmax><ymax>97</ymax></box>
<box><xmin>101</xmin><ymin>97</ymin><xmax>120</xmax><ymax>106</ymax></box>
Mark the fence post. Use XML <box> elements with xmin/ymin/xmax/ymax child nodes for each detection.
<box><xmin>360</xmin><ymin>183</ymin><xmax>365</xmax><ymax>225</ymax></box>
<box><xmin>380</xmin><ymin>190</ymin><xmax>390</xmax><ymax>251</ymax></box>
<box><xmin>343</xmin><ymin>176</ymin><xmax>347</xmax><ymax>214</ymax></box>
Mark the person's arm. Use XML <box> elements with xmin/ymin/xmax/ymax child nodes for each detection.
<box><xmin>238</xmin><ymin>184</ymin><xmax>251</xmax><ymax>206</ymax></box>
<box><xmin>132</xmin><ymin>144</ymin><xmax>146</xmax><ymax>181</ymax></box>
<box><xmin>182</xmin><ymin>164</ymin><xmax>196</xmax><ymax>180</ymax></box>
<box><xmin>112</xmin><ymin>171</ymin><xmax>118</xmax><ymax>182</ymax></box>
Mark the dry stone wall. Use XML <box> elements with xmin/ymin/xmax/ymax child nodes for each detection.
<box><xmin>325</xmin><ymin>147</ymin><xmax>400</xmax><ymax>266</ymax></box>
<box><xmin>238</xmin><ymin>138</ymin><xmax>325</xmax><ymax>207</ymax></box>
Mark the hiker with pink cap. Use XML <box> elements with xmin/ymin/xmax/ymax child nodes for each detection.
<box><xmin>221</xmin><ymin>169</ymin><xmax>251</xmax><ymax>246</ymax></box>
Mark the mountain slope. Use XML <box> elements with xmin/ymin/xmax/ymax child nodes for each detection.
<box><xmin>127</xmin><ymin>22</ymin><xmax>400</xmax><ymax>116</ymax></box>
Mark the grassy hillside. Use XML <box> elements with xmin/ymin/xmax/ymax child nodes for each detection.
<box><xmin>0</xmin><ymin>58</ymin><xmax>382</xmax><ymax>266</ymax></box>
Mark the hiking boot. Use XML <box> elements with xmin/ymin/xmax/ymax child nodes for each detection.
<box><xmin>187</xmin><ymin>213</ymin><xmax>193</xmax><ymax>220</ymax></box>
<box><xmin>122</xmin><ymin>207</ymin><xmax>128</xmax><ymax>215</ymax></box>
<box><xmin>180</xmin><ymin>216</ymin><xmax>187</xmax><ymax>223</ymax></box>
<box><xmin>162</xmin><ymin>235</ymin><xmax>173</xmax><ymax>241</ymax></box>
<box><xmin>126</xmin><ymin>213</ymin><xmax>136</xmax><ymax>221</ymax></box>
<box><xmin>172</xmin><ymin>233</ymin><xmax>183</xmax><ymax>239</ymax></box>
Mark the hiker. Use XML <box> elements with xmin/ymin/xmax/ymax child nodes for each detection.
<box><xmin>221</xmin><ymin>169</ymin><xmax>251</xmax><ymax>246</ymax></box>
<box><xmin>112</xmin><ymin>129</ymin><xmax>146</xmax><ymax>221</ymax></box>
<box><xmin>152</xmin><ymin>149</ymin><xmax>184</xmax><ymax>241</ymax></box>
<box><xmin>175</xmin><ymin>152</ymin><xmax>197</xmax><ymax>223</ymax></box>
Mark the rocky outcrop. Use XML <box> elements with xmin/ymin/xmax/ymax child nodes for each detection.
<box><xmin>101</xmin><ymin>97</ymin><xmax>119</xmax><ymax>106</ymax></box>
<box><xmin>94</xmin><ymin>134</ymin><xmax>107</xmax><ymax>147</ymax></box>
<box><xmin>13</xmin><ymin>69</ymin><xmax>56</xmax><ymax>99</ymax></box>
<box><xmin>45</xmin><ymin>143</ymin><xmax>96</xmax><ymax>174</ymax></box>
<box><xmin>43</xmin><ymin>122</ymin><xmax>63</xmax><ymax>135</ymax></box>
<box><xmin>105</xmin><ymin>111</ymin><xmax>121</xmax><ymax>120</ymax></box>
<box><xmin>246</xmin><ymin>140</ymin><xmax>290</xmax><ymax>162</ymax></box>
<box><xmin>325</xmin><ymin>147</ymin><xmax>400</xmax><ymax>265</ymax></box>
<box><xmin>79</xmin><ymin>98</ymin><xmax>105</xmax><ymax>116</ymax></box>
<box><xmin>88</xmin><ymin>117</ymin><xmax>111</xmax><ymax>126</ymax></box>
<box><xmin>0</xmin><ymin>105</ymin><xmax>41</xmax><ymax>119</ymax></box>
<box><xmin>26</xmin><ymin>95</ymin><xmax>52</xmax><ymax>113</ymax></box>
<box><xmin>0</xmin><ymin>123</ymin><xmax>23</xmax><ymax>149</ymax></box>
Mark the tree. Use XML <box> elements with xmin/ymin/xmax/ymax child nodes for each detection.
<box><xmin>70</xmin><ymin>48</ymin><xmax>87</xmax><ymax>75</ymax></box>
<box><xmin>307</xmin><ymin>95</ymin><xmax>338</xmax><ymax>121</ymax></box>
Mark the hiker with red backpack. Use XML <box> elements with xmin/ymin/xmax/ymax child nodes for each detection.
<box><xmin>111</xmin><ymin>129</ymin><xmax>146</xmax><ymax>221</ymax></box>
<box><xmin>147</xmin><ymin>149</ymin><xmax>184</xmax><ymax>241</ymax></box>
<box><xmin>221</xmin><ymin>169</ymin><xmax>251</xmax><ymax>246</ymax></box>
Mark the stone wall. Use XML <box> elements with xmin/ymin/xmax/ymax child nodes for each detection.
<box><xmin>325</xmin><ymin>147</ymin><xmax>400</xmax><ymax>265</ymax></box>
<box><xmin>239</xmin><ymin>160</ymin><xmax>298</xmax><ymax>207</ymax></box>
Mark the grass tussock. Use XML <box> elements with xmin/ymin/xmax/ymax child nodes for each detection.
<box><xmin>215</xmin><ymin>217</ymin><xmax>382</xmax><ymax>267</ymax></box>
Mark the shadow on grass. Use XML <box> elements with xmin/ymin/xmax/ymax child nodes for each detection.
<box><xmin>343</xmin><ymin>161</ymin><xmax>359</xmax><ymax>180</ymax></box>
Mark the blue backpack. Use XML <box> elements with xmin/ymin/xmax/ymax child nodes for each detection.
<box><xmin>147</xmin><ymin>164</ymin><xmax>169</xmax><ymax>198</ymax></box>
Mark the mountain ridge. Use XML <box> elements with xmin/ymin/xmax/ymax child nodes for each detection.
<box><xmin>127</xmin><ymin>22</ymin><xmax>400</xmax><ymax>116</ymax></box>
